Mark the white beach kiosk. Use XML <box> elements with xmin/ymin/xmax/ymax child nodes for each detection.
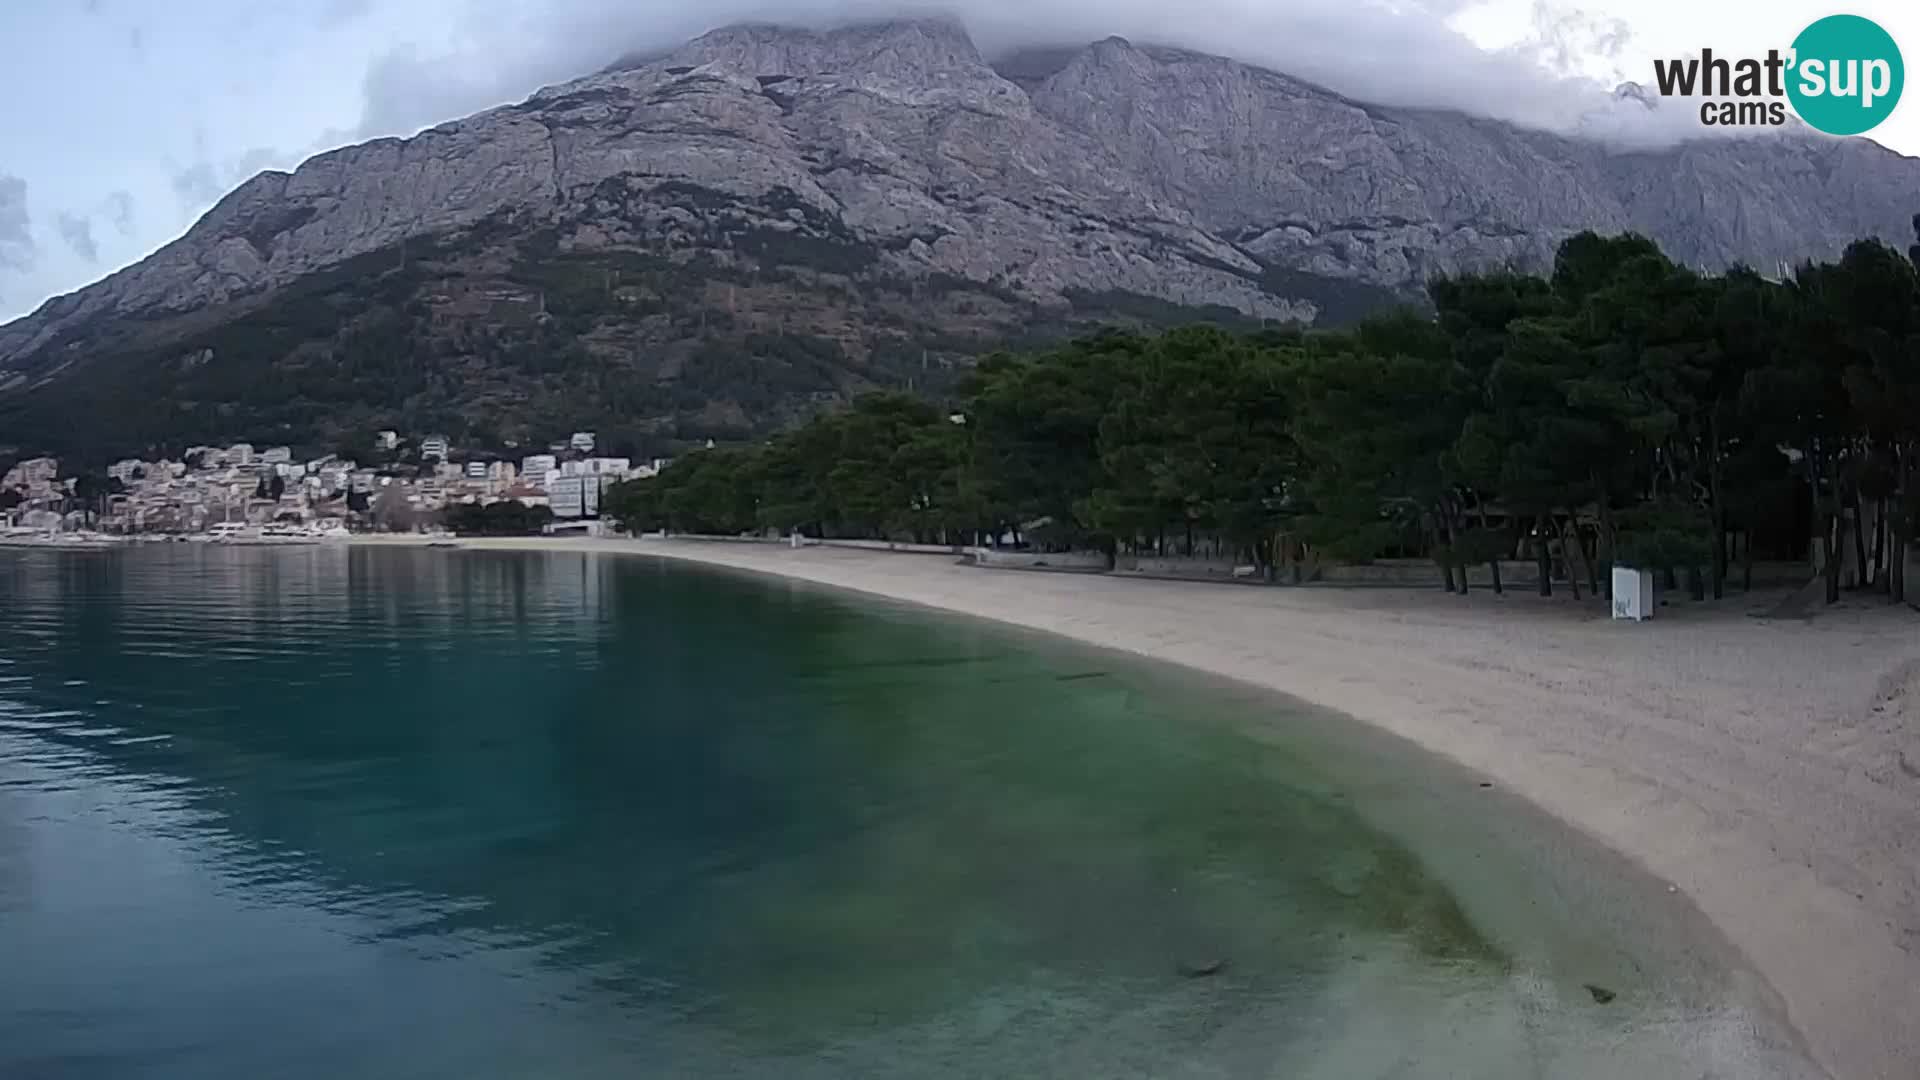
<box><xmin>1611</xmin><ymin>565</ymin><xmax>1656</xmax><ymax>621</ymax></box>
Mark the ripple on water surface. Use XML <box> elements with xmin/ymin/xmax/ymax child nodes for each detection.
<box><xmin>0</xmin><ymin>546</ymin><xmax>1819</xmax><ymax>1078</ymax></box>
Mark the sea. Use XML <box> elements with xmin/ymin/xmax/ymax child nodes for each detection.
<box><xmin>0</xmin><ymin>545</ymin><xmax>1819</xmax><ymax>1078</ymax></box>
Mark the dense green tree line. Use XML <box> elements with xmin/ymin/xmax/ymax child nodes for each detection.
<box><xmin>605</xmin><ymin>227</ymin><xmax>1920</xmax><ymax>604</ymax></box>
<box><xmin>443</xmin><ymin>500</ymin><xmax>555</xmax><ymax>536</ymax></box>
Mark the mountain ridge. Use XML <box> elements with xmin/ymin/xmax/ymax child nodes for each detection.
<box><xmin>2</xmin><ymin>17</ymin><xmax>1916</xmax><ymax>455</ymax></box>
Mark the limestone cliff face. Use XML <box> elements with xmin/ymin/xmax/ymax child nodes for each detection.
<box><xmin>3</xmin><ymin>17</ymin><xmax>1916</xmax><ymax>381</ymax></box>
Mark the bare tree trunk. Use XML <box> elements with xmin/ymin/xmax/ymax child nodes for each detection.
<box><xmin>1893</xmin><ymin>530</ymin><xmax>1907</xmax><ymax>603</ymax></box>
<box><xmin>1742</xmin><ymin>530</ymin><xmax>1754</xmax><ymax>592</ymax></box>
<box><xmin>1558</xmin><ymin>516</ymin><xmax>1585</xmax><ymax>601</ymax></box>
<box><xmin>1535</xmin><ymin>514</ymin><xmax>1553</xmax><ymax>598</ymax></box>
<box><xmin>1872</xmin><ymin>496</ymin><xmax>1888</xmax><ymax>593</ymax></box>
<box><xmin>1710</xmin><ymin>413</ymin><xmax>1726</xmax><ymax>601</ymax></box>
<box><xmin>1483</xmin><ymin>514</ymin><xmax>1504</xmax><ymax>596</ymax></box>
<box><xmin>1711</xmin><ymin>526</ymin><xmax>1726</xmax><ymax>600</ymax></box>
<box><xmin>1895</xmin><ymin>540</ymin><xmax>1907</xmax><ymax>603</ymax></box>
<box><xmin>1850</xmin><ymin>489</ymin><xmax>1870</xmax><ymax>591</ymax></box>
<box><xmin>1896</xmin><ymin>448</ymin><xmax>1913</xmax><ymax>604</ymax></box>
<box><xmin>1444</xmin><ymin>497</ymin><xmax>1468</xmax><ymax>595</ymax></box>
<box><xmin>1596</xmin><ymin>502</ymin><xmax>1615</xmax><ymax>601</ymax></box>
<box><xmin>1430</xmin><ymin>514</ymin><xmax>1456</xmax><ymax>593</ymax></box>
<box><xmin>1816</xmin><ymin>447</ymin><xmax>1841</xmax><ymax>605</ymax></box>
<box><xmin>1825</xmin><ymin>511</ymin><xmax>1842</xmax><ymax>605</ymax></box>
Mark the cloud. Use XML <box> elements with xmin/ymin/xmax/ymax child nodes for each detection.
<box><xmin>56</xmin><ymin>212</ymin><xmax>99</xmax><ymax>263</ymax></box>
<box><xmin>0</xmin><ymin>174</ymin><xmax>33</xmax><ymax>276</ymax></box>
<box><xmin>1520</xmin><ymin>0</ymin><xmax>1633</xmax><ymax>81</ymax></box>
<box><xmin>169</xmin><ymin>160</ymin><xmax>223</xmax><ymax>209</ymax></box>
<box><xmin>104</xmin><ymin>190</ymin><xmax>135</xmax><ymax>235</ymax></box>
<box><xmin>228</xmin><ymin>146</ymin><xmax>292</xmax><ymax>181</ymax></box>
<box><xmin>320</xmin><ymin>0</ymin><xmax>373</xmax><ymax>26</ymax></box>
<box><xmin>345</xmin><ymin>0</ymin><xmax>1714</xmax><ymax>148</ymax></box>
<box><xmin>164</xmin><ymin>144</ymin><xmax>302</xmax><ymax>229</ymax></box>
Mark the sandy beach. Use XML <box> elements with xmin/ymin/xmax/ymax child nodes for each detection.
<box><xmin>364</xmin><ymin>534</ymin><xmax>1920</xmax><ymax>1080</ymax></box>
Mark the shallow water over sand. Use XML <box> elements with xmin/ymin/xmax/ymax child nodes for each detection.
<box><xmin>0</xmin><ymin>546</ymin><xmax>1817</xmax><ymax>1077</ymax></box>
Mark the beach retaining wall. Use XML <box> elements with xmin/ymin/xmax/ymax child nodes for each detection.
<box><xmin>970</xmin><ymin>548</ymin><xmax>1110</xmax><ymax>571</ymax></box>
<box><xmin>1317</xmin><ymin>559</ymin><xmax>1539</xmax><ymax>588</ymax></box>
<box><xmin>653</xmin><ymin>532</ymin><xmax>961</xmax><ymax>554</ymax></box>
<box><xmin>645</xmin><ymin>534</ymin><xmax>1864</xmax><ymax>597</ymax></box>
<box><xmin>1114</xmin><ymin>555</ymin><xmax>1243</xmax><ymax>578</ymax></box>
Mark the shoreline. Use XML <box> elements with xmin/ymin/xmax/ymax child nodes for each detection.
<box><xmin>361</xmin><ymin>534</ymin><xmax>1920</xmax><ymax>1080</ymax></box>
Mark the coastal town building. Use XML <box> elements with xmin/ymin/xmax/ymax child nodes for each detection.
<box><xmin>3</xmin><ymin>457</ymin><xmax>61</xmax><ymax>498</ymax></box>
<box><xmin>3</xmin><ymin>429</ymin><xmax>651</xmax><ymax>534</ymax></box>
<box><xmin>501</xmin><ymin>482</ymin><xmax>549</xmax><ymax>508</ymax></box>
<box><xmin>548</xmin><ymin>474</ymin><xmax>602</xmax><ymax>518</ymax></box>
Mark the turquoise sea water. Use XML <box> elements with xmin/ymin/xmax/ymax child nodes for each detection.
<box><xmin>0</xmin><ymin>546</ymin><xmax>1816</xmax><ymax>1078</ymax></box>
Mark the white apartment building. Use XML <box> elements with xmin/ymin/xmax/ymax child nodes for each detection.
<box><xmin>262</xmin><ymin>446</ymin><xmax>292</xmax><ymax>465</ymax></box>
<box><xmin>569</xmin><ymin>431</ymin><xmax>597</xmax><ymax>453</ymax></box>
<box><xmin>420</xmin><ymin>435</ymin><xmax>450</xmax><ymax>461</ymax></box>
<box><xmin>554</xmin><ymin>457</ymin><xmax>632</xmax><ymax>480</ymax></box>
<box><xmin>548</xmin><ymin>474</ymin><xmax>601</xmax><ymax>518</ymax></box>
<box><xmin>520</xmin><ymin>454</ymin><xmax>557</xmax><ymax>479</ymax></box>
<box><xmin>2</xmin><ymin>457</ymin><xmax>60</xmax><ymax>498</ymax></box>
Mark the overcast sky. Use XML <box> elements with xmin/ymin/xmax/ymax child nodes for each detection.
<box><xmin>0</xmin><ymin>0</ymin><xmax>1914</xmax><ymax>323</ymax></box>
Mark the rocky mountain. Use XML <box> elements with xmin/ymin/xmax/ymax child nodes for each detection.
<box><xmin>3</xmin><ymin>18</ymin><xmax>1916</xmax><ymax>459</ymax></box>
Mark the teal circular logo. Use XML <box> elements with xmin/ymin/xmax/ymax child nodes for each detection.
<box><xmin>1787</xmin><ymin>14</ymin><xmax>1903</xmax><ymax>136</ymax></box>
